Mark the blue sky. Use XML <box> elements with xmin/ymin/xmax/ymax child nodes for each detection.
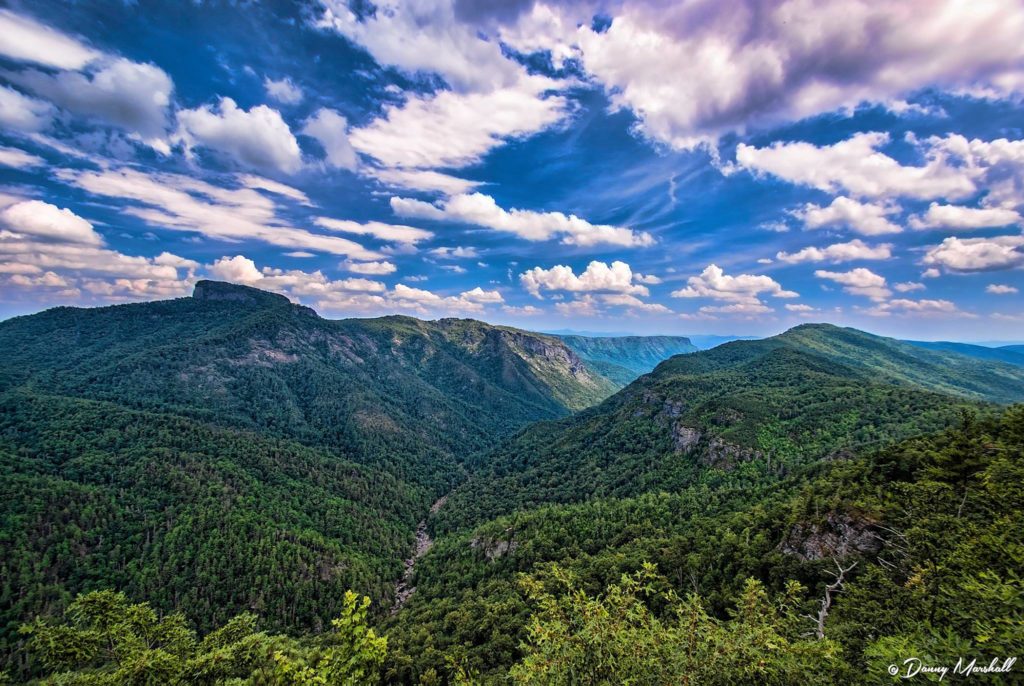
<box><xmin>1</xmin><ymin>0</ymin><xmax>1023</xmax><ymax>340</ymax></box>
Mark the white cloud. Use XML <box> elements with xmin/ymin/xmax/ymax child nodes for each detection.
<box><xmin>555</xmin><ymin>295</ymin><xmax>601</xmax><ymax>317</ymax></box>
<box><xmin>208</xmin><ymin>254</ymin><xmax>263</xmax><ymax>283</ymax></box>
<box><xmin>350</xmin><ymin>78</ymin><xmax>567</xmax><ymax>170</ymax></box>
<box><xmin>15</xmin><ymin>58</ymin><xmax>173</xmax><ymax>140</ymax></box>
<box><xmin>520</xmin><ymin>260</ymin><xmax>650</xmax><ymax>299</ymax></box>
<box><xmin>735</xmin><ymin>132</ymin><xmax>976</xmax><ymax>200</ymax></box>
<box><xmin>314</xmin><ymin>216</ymin><xmax>432</xmax><ymax>245</ymax></box>
<box><xmin>369</xmin><ymin>168</ymin><xmax>480</xmax><ymax>195</ymax></box>
<box><xmin>341</xmin><ymin>259</ymin><xmax>397</xmax><ymax>275</ymax></box>
<box><xmin>430</xmin><ymin>246</ymin><xmax>479</xmax><ymax>259</ymax></box>
<box><xmin>177</xmin><ymin>98</ymin><xmax>302</xmax><ymax>174</ymax></box>
<box><xmin>237</xmin><ymin>174</ymin><xmax>312</xmax><ymax>205</ymax></box>
<box><xmin>0</xmin><ymin>200</ymin><xmax>101</xmax><ymax>245</ymax></box>
<box><xmin>863</xmin><ymin>298</ymin><xmax>968</xmax><ymax>317</ymax></box>
<box><xmin>785</xmin><ymin>303</ymin><xmax>816</xmax><ymax>312</ymax></box>
<box><xmin>600</xmin><ymin>293</ymin><xmax>672</xmax><ymax>313</ymax></box>
<box><xmin>634</xmin><ymin>273</ymin><xmax>662</xmax><ymax>284</ymax></box>
<box><xmin>59</xmin><ymin>166</ymin><xmax>381</xmax><ymax>259</ymax></box>
<box><xmin>316</xmin><ymin>0</ymin><xmax>523</xmax><ymax>93</ymax></box>
<box><xmin>699</xmin><ymin>302</ymin><xmax>773</xmax><ymax>315</ymax></box>
<box><xmin>923</xmin><ymin>235</ymin><xmax>1024</xmax><ymax>272</ymax></box>
<box><xmin>776</xmin><ymin>239</ymin><xmax>892</xmax><ymax>264</ymax></box>
<box><xmin>0</xmin><ymin>85</ymin><xmax>55</xmax><ymax>132</ymax></box>
<box><xmin>894</xmin><ymin>281</ymin><xmax>925</xmax><ymax>293</ymax></box>
<box><xmin>392</xmin><ymin>192</ymin><xmax>653</xmax><ymax>247</ymax></box>
<box><xmin>264</xmin><ymin>77</ymin><xmax>303</xmax><ymax>105</ymax></box>
<box><xmin>494</xmin><ymin>0</ymin><xmax>1024</xmax><ymax>148</ymax></box>
<box><xmin>921</xmin><ymin>268</ymin><xmax>941</xmax><ymax>279</ymax></box>
<box><xmin>0</xmin><ymin>145</ymin><xmax>45</xmax><ymax>168</ymax></box>
<box><xmin>814</xmin><ymin>267</ymin><xmax>891</xmax><ymax>301</ymax></box>
<box><xmin>0</xmin><ymin>9</ymin><xmax>100</xmax><ymax>70</ymax></box>
<box><xmin>302</xmin><ymin>108</ymin><xmax>358</xmax><ymax>171</ymax></box>
<box><xmin>987</xmin><ymin>284</ymin><xmax>1019</xmax><ymax>294</ymax></box>
<box><xmin>909</xmin><ymin>203</ymin><xmax>1022</xmax><ymax>230</ymax></box>
<box><xmin>670</xmin><ymin>264</ymin><xmax>797</xmax><ymax>304</ymax></box>
<box><xmin>794</xmin><ymin>196</ymin><xmax>902</xmax><ymax>236</ymax></box>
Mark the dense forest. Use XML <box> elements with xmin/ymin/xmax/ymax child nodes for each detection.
<box><xmin>1</xmin><ymin>283</ymin><xmax>1022</xmax><ymax>684</ymax></box>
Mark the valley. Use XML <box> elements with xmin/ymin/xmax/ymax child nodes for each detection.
<box><xmin>1</xmin><ymin>282</ymin><xmax>1023</xmax><ymax>684</ymax></box>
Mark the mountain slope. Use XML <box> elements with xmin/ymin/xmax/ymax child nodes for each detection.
<box><xmin>0</xmin><ymin>281</ymin><xmax>617</xmax><ymax>493</ymax></box>
<box><xmin>436</xmin><ymin>324</ymin><xmax>1023</xmax><ymax>532</ymax></box>
<box><xmin>553</xmin><ymin>334</ymin><xmax>698</xmax><ymax>384</ymax></box>
<box><xmin>0</xmin><ymin>281</ymin><xmax>621</xmax><ymax>672</ymax></box>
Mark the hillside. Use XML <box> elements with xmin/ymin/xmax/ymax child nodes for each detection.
<box><xmin>553</xmin><ymin>334</ymin><xmax>698</xmax><ymax>384</ymax></box>
<box><xmin>0</xmin><ymin>281</ymin><xmax>617</xmax><ymax>493</ymax></box>
<box><xmin>436</xmin><ymin>323</ymin><xmax>1024</xmax><ymax>532</ymax></box>
<box><xmin>0</xmin><ymin>281</ymin><xmax>620</xmax><ymax>672</ymax></box>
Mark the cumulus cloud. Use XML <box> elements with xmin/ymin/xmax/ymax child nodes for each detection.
<box><xmin>776</xmin><ymin>239</ymin><xmax>892</xmax><ymax>264</ymax></box>
<box><xmin>0</xmin><ymin>85</ymin><xmax>55</xmax><ymax>132</ymax></box>
<box><xmin>794</xmin><ymin>197</ymin><xmax>902</xmax><ymax>236</ymax></box>
<box><xmin>207</xmin><ymin>254</ymin><xmax>263</xmax><ymax>283</ymax></box>
<box><xmin>0</xmin><ymin>200</ymin><xmax>196</xmax><ymax>303</ymax></box>
<box><xmin>302</xmin><ymin>108</ymin><xmax>358</xmax><ymax>170</ymax></box>
<box><xmin>430</xmin><ymin>246</ymin><xmax>479</xmax><ymax>260</ymax></box>
<box><xmin>520</xmin><ymin>260</ymin><xmax>651</xmax><ymax>299</ymax></box>
<box><xmin>0</xmin><ymin>200</ymin><xmax>102</xmax><ymax>245</ymax></box>
<box><xmin>493</xmin><ymin>0</ymin><xmax>1024</xmax><ymax>148</ymax></box>
<box><xmin>314</xmin><ymin>216</ymin><xmax>432</xmax><ymax>245</ymax></box>
<box><xmin>0</xmin><ymin>9</ymin><xmax>100</xmax><ymax>69</ymax></box>
<box><xmin>814</xmin><ymin>267</ymin><xmax>891</xmax><ymax>301</ymax></box>
<box><xmin>264</xmin><ymin>77</ymin><xmax>303</xmax><ymax>105</ymax></box>
<box><xmin>58</xmin><ymin>166</ymin><xmax>380</xmax><ymax>258</ymax></box>
<box><xmin>350</xmin><ymin>77</ymin><xmax>567</xmax><ymax>170</ymax></box>
<box><xmin>735</xmin><ymin>132</ymin><xmax>976</xmax><ymax>200</ymax></box>
<box><xmin>923</xmin><ymin>235</ymin><xmax>1024</xmax><ymax>272</ymax></box>
<box><xmin>909</xmin><ymin>203</ymin><xmax>1022</xmax><ymax>230</ymax></box>
<box><xmin>392</xmin><ymin>192</ymin><xmax>653</xmax><ymax>247</ymax></box>
<box><xmin>177</xmin><ymin>98</ymin><xmax>302</xmax><ymax>174</ymax></box>
<box><xmin>671</xmin><ymin>264</ymin><xmax>797</xmax><ymax>304</ymax></box>
<box><xmin>987</xmin><ymin>283</ymin><xmax>1019</xmax><ymax>294</ymax></box>
<box><xmin>341</xmin><ymin>259</ymin><xmax>398</xmax><ymax>275</ymax></box>
<box><xmin>14</xmin><ymin>58</ymin><xmax>173</xmax><ymax>140</ymax></box>
<box><xmin>316</xmin><ymin>0</ymin><xmax>524</xmax><ymax>93</ymax></box>
<box><xmin>894</xmin><ymin>281</ymin><xmax>925</xmax><ymax>293</ymax></box>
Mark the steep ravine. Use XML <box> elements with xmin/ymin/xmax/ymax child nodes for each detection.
<box><xmin>392</xmin><ymin>495</ymin><xmax>448</xmax><ymax>613</ymax></box>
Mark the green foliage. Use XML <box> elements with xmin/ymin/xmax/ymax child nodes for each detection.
<box><xmin>555</xmin><ymin>335</ymin><xmax>698</xmax><ymax>382</ymax></box>
<box><xmin>509</xmin><ymin>564</ymin><xmax>843</xmax><ymax>686</ymax></box>
<box><xmin>18</xmin><ymin>589</ymin><xmax>385</xmax><ymax>685</ymax></box>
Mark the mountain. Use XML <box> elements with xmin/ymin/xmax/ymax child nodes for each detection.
<box><xmin>1002</xmin><ymin>344</ymin><xmax>1024</xmax><ymax>355</ymax></box>
<box><xmin>0</xmin><ymin>280</ymin><xmax>620</xmax><ymax>668</ymax></box>
<box><xmin>905</xmin><ymin>339</ymin><xmax>1024</xmax><ymax>366</ymax></box>
<box><xmin>553</xmin><ymin>334</ymin><xmax>699</xmax><ymax>384</ymax></box>
<box><xmin>0</xmin><ymin>280</ymin><xmax>618</xmax><ymax>493</ymax></box>
<box><xmin>436</xmin><ymin>323</ymin><xmax>1024</xmax><ymax>532</ymax></box>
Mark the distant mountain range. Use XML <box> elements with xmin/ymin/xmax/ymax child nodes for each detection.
<box><xmin>552</xmin><ymin>334</ymin><xmax>699</xmax><ymax>384</ymax></box>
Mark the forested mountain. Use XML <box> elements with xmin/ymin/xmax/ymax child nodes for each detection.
<box><xmin>905</xmin><ymin>339</ymin><xmax>1024</xmax><ymax>366</ymax></box>
<box><xmin>0</xmin><ymin>281</ymin><xmax>619</xmax><ymax>676</ymax></box>
<box><xmin>435</xmin><ymin>323</ymin><xmax>1023</xmax><ymax>532</ymax></box>
<box><xmin>0</xmin><ymin>280</ymin><xmax>617</xmax><ymax>493</ymax></box>
<box><xmin>384</xmin><ymin>405</ymin><xmax>1024</xmax><ymax>684</ymax></box>
<box><xmin>553</xmin><ymin>334</ymin><xmax>698</xmax><ymax>384</ymax></box>
<box><xmin>1002</xmin><ymin>344</ymin><xmax>1024</xmax><ymax>355</ymax></box>
<box><xmin>3</xmin><ymin>297</ymin><xmax>1024</xmax><ymax>684</ymax></box>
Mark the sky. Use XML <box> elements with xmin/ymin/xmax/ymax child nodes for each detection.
<box><xmin>0</xmin><ymin>0</ymin><xmax>1023</xmax><ymax>340</ymax></box>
